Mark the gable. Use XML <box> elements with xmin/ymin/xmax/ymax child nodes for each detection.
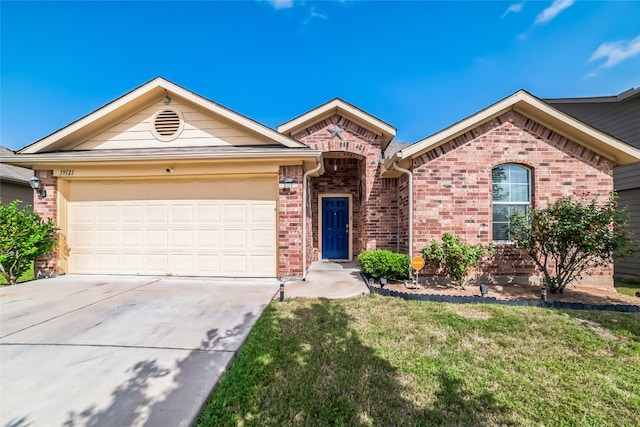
<box><xmin>72</xmin><ymin>97</ymin><xmax>279</xmax><ymax>151</ymax></box>
<box><xmin>278</xmin><ymin>98</ymin><xmax>396</xmax><ymax>148</ymax></box>
<box><xmin>19</xmin><ymin>77</ymin><xmax>307</xmax><ymax>154</ymax></box>
<box><xmin>384</xmin><ymin>90</ymin><xmax>640</xmax><ymax>176</ymax></box>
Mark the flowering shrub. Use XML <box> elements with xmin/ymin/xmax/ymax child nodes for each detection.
<box><xmin>508</xmin><ymin>192</ymin><xmax>637</xmax><ymax>293</ymax></box>
<box><xmin>422</xmin><ymin>233</ymin><xmax>495</xmax><ymax>289</ymax></box>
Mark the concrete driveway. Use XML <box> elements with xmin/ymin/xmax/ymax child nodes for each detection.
<box><xmin>0</xmin><ymin>275</ymin><xmax>279</xmax><ymax>427</ymax></box>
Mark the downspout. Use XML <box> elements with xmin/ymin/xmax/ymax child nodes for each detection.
<box><xmin>302</xmin><ymin>161</ymin><xmax>323</xmax><ymax>280</ymax></box>
<box><xmin>392</xmin><ymin>162</ymin><xmax>413</xmax><ymax>258</ymax></box>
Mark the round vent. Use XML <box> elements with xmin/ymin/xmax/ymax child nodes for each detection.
<box><xmin>151</xmin><ymin>109</ymin><xmax>183</xmax><ymax>141</ymax></box>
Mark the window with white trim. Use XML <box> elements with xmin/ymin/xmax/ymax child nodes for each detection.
<box><xmin>492</xmin><ymin>164</ymin><xmax>531</xmax><ymax>241</ymax></box>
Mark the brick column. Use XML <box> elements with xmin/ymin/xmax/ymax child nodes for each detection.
<box><xmin>33</xmin><ymin>170</ymin><xmax>59</xmax><ymax>278</ymax></box>
<box><xmin>278</xmin><ymin>165</ymin><xmax>304</xmax><ymax>279</ymax></box>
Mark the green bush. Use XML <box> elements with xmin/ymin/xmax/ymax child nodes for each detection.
<box><xmin>357</xmin><ymin>249</ymin><xmax>411</xmax><ymax>280</ymax></box>
<box><xmin>422</xmin><ymin>233</ymin><xmax>495</xmax><ymax>288</ymax></box>
<box><xmin>0</xmin><ymin>200</ymin><xmax>58</xmax><ymax>285</ymax></box>
<box><xmin>509</xmin><ymin>192</ymin><xmax>637</xmax><ymax>293</ymax></box>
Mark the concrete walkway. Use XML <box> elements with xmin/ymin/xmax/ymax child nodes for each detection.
<box><xmin>283</xmin><ymin>261</ymin><xmax>369</xmax><ymax>299</ymax></box>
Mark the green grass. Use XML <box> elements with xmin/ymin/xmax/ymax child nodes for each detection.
<box><xmin>615</xmin><ymin>278</ymin><xmax>640</xmax><ymax>297</ymax></box>
<box><xmin>0</xmin><ymin>263</ymin><xmax>35</xmax><ymax>285</ymax></box>
<box><xmin>198</xmin><ymin>297</ymin><xmax>640</xmax><ymax>427</ymax></box>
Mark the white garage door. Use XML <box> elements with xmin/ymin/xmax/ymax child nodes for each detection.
<box><xmin>67</xmin><ymin>179</ymin><xmax>277</xmax><ymax>277</ymax></box>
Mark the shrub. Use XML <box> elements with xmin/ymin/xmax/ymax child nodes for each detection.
<box><xmin>0</xmin><ymin>200</ymin><xmax>58</xmax><ymax>285</ymax></box>
<box><xmin>357</xmin><ymin>249</ymin><xmax>411</xmax><ymax>280</ymax></box>
<box><xmin>422</xmin><ymin>233</ymin><xmax>495</xmax><ymax>289</ymax></box>
<box><xmin>509</xmin><ymin>192</ymin><xmax>637</xmax><ymax>293</ymax></box>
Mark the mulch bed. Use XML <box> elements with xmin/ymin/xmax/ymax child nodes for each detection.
<box><xmin>372</xmin><ymin>280</ymin><xmax>640</xmax><ymax>312</ymax></box>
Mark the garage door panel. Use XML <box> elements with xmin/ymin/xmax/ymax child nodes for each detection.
<box><xmin>197</xmin><ymin>205</ymin><xmax>220</xmax><ymax>223</ymax></box>
<box><xmin>197</xmin><ymin>230</ymin><xmax>220</xmax><ymax>248</ymax></box>
<box><xmin>197</xmin><ymin>255</ymin><xmax>221</xmax><ymax>274</ymax></box>
<box><xmin>223</xmin><ymin>230</ymin><xmax>247</xmax><ymax>248</ymax></box>
<box><xmin>171</xmin><ymin>255</ymin><xmax>195</xmax><ymax>274</ymax></box>
<box><xmin>69</xmin><ymin>206</ymin><xmax>95</xmax><ymax>224</ymax></box>
<box><xmin>97</xmin><ymin>230</ymin><xmax>118</xmax><ymax>248</ymax></box>
<box><xmin>122</xmin><ymin>229</ymin><xmax>144</xmax><ymax>247</ymax></box>
<box><xmin>171</xmin><ymin>205</ymin><xmax>194</xmax><ymax>223</ymax></box>
<box><xmin>121</xmin><ymin>205</ymin><xmax>144</xmax><ymax>223</ymax></box>
<box><xmin>172</xmin><ymin>229</ymin><xmax>195</xmax><ymax>247</ymax></box>
<box><xmin>251</xmin><ymin>230</ymin><xmax>276</xmax><ymax>249</ymax></box>
<box><xmin>68</xmin><ymin>186</ymin><xmax>277</xmax><ymax>277</ymax></box>
<box><xmin>97</xmin><ymin>254</ymin><xmax>119</xmax><ymax>273</ymax></box>
<box><xmin>250</xmin><ymin>204</ymin><xmax>275</xmax><ymax>223</ymax></box>
<box><xmin>122</xmin><ymin>254</ymin><xmax>144</xmax><ymax>273</ymax></box>
<box><xmin>224</xmin><ymin>205</ymin><xmax>247</xmax><ymax>223</ymax></box>
<box><xmin>147</xmin><ymin>205</ymin><xmax>169</xmax><ymax>223</ymax></box>
<box><xmin>71</xmin><ymin>229</ymin><xmax>96</xmax><ymax>248</ymax></box>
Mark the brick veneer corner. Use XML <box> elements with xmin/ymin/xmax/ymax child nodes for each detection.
<box><xmin>32</xmin><ymin>170</ymin><xmax>59</xmax><ymax>277</ymax></box>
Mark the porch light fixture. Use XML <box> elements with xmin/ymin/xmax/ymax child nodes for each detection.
<box><xmin>283</xmin><ymin>177</ymin><xmax>294</xmax><ymax>189</ymax></box>
<box><xmin>29</xmin><ymin>176</ymin><xmax>47</xmax><ymax>199</ymax></box>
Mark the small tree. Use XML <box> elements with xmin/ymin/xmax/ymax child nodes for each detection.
<box><xmin>508</xmin><ymin>193</ymin><xmax>636</xmax><ymax>293</ymax></box>
<box><xmin>0</xmin><ymin>200</ymin><xmax>58</xmax><ymax>285</ymax></box>
<box><xmin>422</xmin><ymin>233</ymin><xmax>495</xmax><ymax>289</ymax></box>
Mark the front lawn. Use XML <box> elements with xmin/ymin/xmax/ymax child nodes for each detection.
<box><xmin>199</xmin><ymin>296</ymin><xmax>640</xmax><ymax>426</ymax></box>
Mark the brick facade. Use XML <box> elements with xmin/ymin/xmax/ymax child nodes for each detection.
<box><xmin>409</xmin><ymin>111</ymin><xmax>615</xmax><ymax>287</ymax></box>
<box><xmin>33</xmin><ymin>170</ymin><xmax>59</xmax><ymax>278</ymax></box>
<box><xmin>278</xmin><ymin>165</ymin><xmax>304</xmax><ymax>279</ymax></box>
<box><xmin>293</xmin><ymin>114</ymin><xmax>400</xmax><ymax>260</ymax></box>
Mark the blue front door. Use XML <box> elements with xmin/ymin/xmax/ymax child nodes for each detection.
<box><xmin>322</xmin><ymin>197</ymin><xmax>349</xmax><ymax>259</ymax></box>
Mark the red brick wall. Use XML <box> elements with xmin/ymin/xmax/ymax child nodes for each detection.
<box><xmin>278</xmin><ymin>165</ymin><xmax>304</xmax><ymax>279</ymax></box>
<box><xmin>32</xmin><ymin>170</ymin><xmax>59</xmax><ymax>277</ymax></box>
<box><xmin>411</xmin><ymin>111</ymin><xmax>615</xmax><ymax>287</ymax></box>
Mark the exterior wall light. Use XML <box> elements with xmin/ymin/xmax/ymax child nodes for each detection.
<box><xmin>283</xmin><ymin>177</ymin><xmax>294</xmax><ymax>189</ymax></box>
<box><xmin>29</xmin><ymin>176</ymin><xmax>47</xmax><ymax>199</ymax></box>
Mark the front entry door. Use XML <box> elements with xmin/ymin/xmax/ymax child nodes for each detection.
<box><xmin>322</xmin><ymin>197</ymin><xmax>349</xmax><ymax>260</ymax></box>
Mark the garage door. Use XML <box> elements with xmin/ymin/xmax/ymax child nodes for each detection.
<box><xmin>67</xmin><ymin>178</ymin><xmax>277</xmax><ymax>277</ymax></box>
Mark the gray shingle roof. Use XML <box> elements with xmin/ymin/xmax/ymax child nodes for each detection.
<box><xmin>0</xmin><ymin>146</ymin><xmax>33</xmax><ymax>184</ymax></box>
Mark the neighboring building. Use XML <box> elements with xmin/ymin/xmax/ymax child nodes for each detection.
<box><xmin>0</xmin><ymin>146</ymin><xmax>33</xmax><ymax>208</ymax></box>
<box><xmin>547</xmin><ymin>89</ymin><xmax>640</xmax><ymax>281</ymax></box>
<box><xmin>3</xmin><ymin>78</ymin><xmax>640</xmax><ymax>288</ymax></box>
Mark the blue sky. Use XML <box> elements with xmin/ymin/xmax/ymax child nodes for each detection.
<box><xmin>1</xmin><ymin>1</ymin><xmax>639</xmax><ymax>150</ymax></box>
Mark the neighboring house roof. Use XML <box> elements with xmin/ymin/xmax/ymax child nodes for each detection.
<box><xmin>545</xmin><ymin>88</ymin><xmax>640</xmax><ymax>149</ymax></box>
<box><xmin>0</xmin><ymin>146</ymin><xmax>33</xmax><ymax>184</ymax></box>
<box><xmin>19</xmin><ymin>77</ymin><xmax>309</xmax><ymax>154</ymax></box>
<box><xmin>385</xmin><ymin>90</ymin><xmax>640</xmax><ymax>174</ymax></box>
<box><xmin>277</xmin><ymin>98</ymin><xmax>397</xmax><ymax>148</ymax></box>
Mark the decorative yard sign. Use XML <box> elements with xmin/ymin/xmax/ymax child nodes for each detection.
<box><xmin>411</xmin><ymin>256</ymin><xmax>425</xmax><ymax>270</ymax></box>
<box><xmin>411</xmin><ymin>255</ymin><xmax>425</xmax><ymax>287</ymax></box>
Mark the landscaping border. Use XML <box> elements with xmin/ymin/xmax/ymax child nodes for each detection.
<box><xmin>370</xmin><ymin>285</ymin><xmax>640</xmax><ymax>313</ymax></box>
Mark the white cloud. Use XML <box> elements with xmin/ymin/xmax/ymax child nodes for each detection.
<box><xmin>534</xmin><ymin>0</ymin><xmax>574</xmax><ymax>25</ymax></box>
<box><xmin>267</xmin><ymin>0</ymin><xmax>294</xmax><ymax>10</ymax></box>
<box><xmin>589</xmin><ymin>34</ymin><xmax>640</xmax><ymax>68</ymax></box>
<box><xmin>501</xmin><ymin>2</ymin><xmax>525</xmax><ymax>19</ymax></box>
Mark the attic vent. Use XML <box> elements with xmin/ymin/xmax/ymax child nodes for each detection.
<box><xmin>151</xmin><ymin>108</ymin><xmax>184</xmax><ymax>141</ymax></box>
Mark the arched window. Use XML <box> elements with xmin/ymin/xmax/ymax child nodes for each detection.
<box><xmin>492</xmin><ymin>164</ymin><xmax>531</xmax><ymax>241</ymax></box>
